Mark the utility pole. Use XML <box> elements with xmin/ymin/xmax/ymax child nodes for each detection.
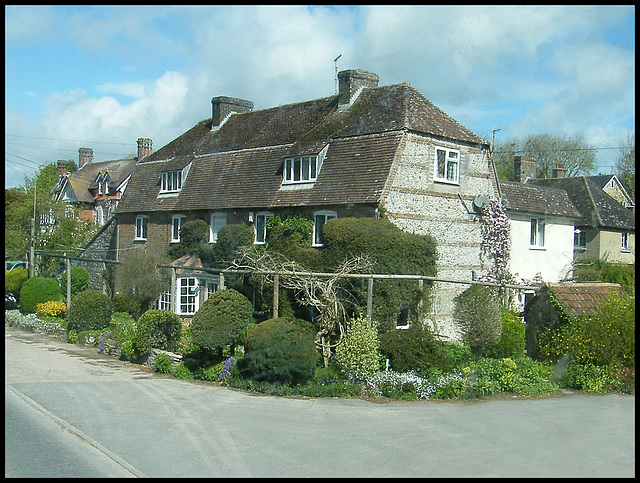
<box><xmin>334</xmin><ymin>54</ymin><xmax>342</xmax><ymax>94</ymax></box>
<box><xmin>29</xmin><ymin>218</ymin><xmax>35</xmax><ymax>278</ymax></box>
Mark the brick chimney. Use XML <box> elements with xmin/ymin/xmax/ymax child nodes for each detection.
<box><xmin>513</xmin><ymin>156</ymin><xmax>537</xmax><ymax>183</ymax></box>
<box><xmin>211</xmin><ymin>96</ymin><xmax>253</xmax><ymax>130</ymax></box>
<box><xmin>552</xmin><ymin>164</ymin><xmax>566</xmax><ymax>178</ymax></box>
<box><xmin>137</xmin><ymin>138</ymin><xmax>153</xmax><ymax>160</ymax></box>
<box><xmin>78</xmin><ymin>147</ymin><xmax>93</xmax><ymax>169</ymax></box>
<box><xmin>338</xmin><ymin>69</ymin><xmax>379</xmax><ymax>109</ymax></box>
<box><xmin>56</xmin><ymin>160</ymin><xmax>68</xmax><ymax>179</ymax></box>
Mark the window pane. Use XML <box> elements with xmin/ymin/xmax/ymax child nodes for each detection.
<box><xmin>447</xmin><ymin>161</ymin><xmax>458</xmax><ymax>182</ymax></box>
<box><xmin>310</xmin><ymin>157</ymin><xmax>317</xmax><ymax>178</ymax></box>
<box><xmin>530</xmin><ymin>219</ymin><xmax>537</xmax><ymax>245</ymax></box>
<box><xmin>285</xmin><ymin>159</ymin><xmax>292</xmax><ymax>181</ymax></box>
<box><xmin>437</xmin><ymin>150</ymin><xmax>446</xmax><ymax>178</ymax></box>
<box><xmin>293</xmin><ymin>158</ymin><xmax>301</xmax><ymax>181</ymax></box>
<box><xmin>302</xmin><ymin>157</ymin><xmax>310</xmax><ymax>180</ymax></box>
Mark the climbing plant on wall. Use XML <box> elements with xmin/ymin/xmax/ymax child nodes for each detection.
<box><xmin>479</xmin><ymin>197</ymin><xmax>512</xmax><ymax>285</ymax></box>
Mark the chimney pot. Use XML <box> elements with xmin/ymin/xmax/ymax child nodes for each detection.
<box><xmin>211</xmin><ymin>96</ymin><xmax>253</xmax><ymax>129</ymax></box>
<box><xmin>552</xmin><ymin>164</ymin><xmax>566</xmax><ymax>178</ymax></box>
<box><xmin>78</xmin><ymin>148</ymin><xmax>93</xmax><ymax>169</ymax></box>
<box><xmin>338</xmin><ymin>69</ymin><xmax>379</xmax><ymax>107</ymax></box>
<box><xmin>56</xmin><ymin>160</ymin><xmax>68</xmax><ymax>179</ymax></box>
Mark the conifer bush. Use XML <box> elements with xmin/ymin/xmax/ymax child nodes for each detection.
<box><xmin>59</xmin><ymin>265</ymin><xmax>90</xmax><ymax>297</ymax></box>
<box><xmin>238</xmin><ymin>317</ymin><xmax>320</xmax><ymax>385</ymax></box>
<box><xmin>453</xmin><ymin>284</ymin><xmax>502</xmax><ymax>357</ymax></box>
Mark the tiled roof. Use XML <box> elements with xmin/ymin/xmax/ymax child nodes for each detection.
<box><xmin>68</xmin><ymin>158</ymin><xmax>137</xmax><ymax>203</ymax></box>
<box><xmin>529</xmin><ymin>177</ymin><xmax>635</xmax><ymax>230</ymax></box>
<box><xmin>118</xmin><ymin>81</ymin><xmax>487</xmax><ymax>214</ymax></box>
<box><xmin>499</xmin><ymin>180</ymin><xmax>580</xmax><ymax>218</ymax></box>
<box><xmin>547</xmin><ymin>282</ymin><xmax>628</xmax><ymax>317</ymax></box>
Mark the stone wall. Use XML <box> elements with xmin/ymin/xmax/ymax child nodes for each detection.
<box><xmin>383</xmin><ymin>132</ymin><xmax>496</xmax><ymax>340</ymax></box>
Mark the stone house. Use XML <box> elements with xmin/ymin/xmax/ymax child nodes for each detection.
<box><xmin>105</xmin><ymin>69</ymin><xmax>497</xmax><ymax>339</ymax></box>
<box><xmin>51</xmin><ymin>138</ymin><xmax>152</xmax><ymax>225</ymax></box>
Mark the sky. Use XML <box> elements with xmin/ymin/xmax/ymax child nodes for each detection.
<box><xmin>4</xmin><ymin>5</ymin><xmax>636</xmax><ymax>189</ymax></box>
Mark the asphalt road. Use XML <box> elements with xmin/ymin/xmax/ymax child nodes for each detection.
<box><xmin>5</xmin><ymin>325</ymin><xmax>636</xmax><ymax>477</ymax></box>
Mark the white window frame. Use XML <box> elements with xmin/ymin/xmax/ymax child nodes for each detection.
<box><xmin>97</xmin><ymin>175</ymin><xmax>104</xmax><ymax>195</ymax></box>
<box><xmin>177</xmin><ymin>277</ymin><xmax>199</xmax><ymax>316</ymax></box>
<box><xmin>284</xmin><ymin>155</ymin><xmax>319</xmax><ymax>184</ymax></box>
<box><xmin>434</xmin><ymin>146</ymin><xmax>460</xmax><ymax>184</ymax></box>
<box><xmin>573</xmin><ymin>229</ymin><xmax>586</xmax><ymax>249</ymax></box>
<box><xmin>530</xmin><ymin>218</ymin><xmax>545</xmax><ymax>248</ymax></box>
<box><xmin>155</xmin><ymin>288</ymin><xmax>172</xmax><ymax>311</ymax></box>
<box><xmin>313</xmin><ymin>210</ymin><xmax>337</xmax><ymax>247</ymax></box>
<box><xmin>254</xmin><ymin>212</ymin><xmax>273</xmax><ymax>245</ymax></box>
<box><xmin>621</xmin><ymin>232</ymin><xmax>630</xmax><ymax>251</ymax></box>
<box><xmin>160</xmin><ymin>170</ymin><xmax>183</xmax><ymax>193</ymax></box>
<box><xmin>209</xmin><ymin>213</ymin><xmax>227</xmax><ymax>243</ymax></box>
<box><xmin>171</xmin><ymin>214</ymin><xmax>186</xmax><ymax>243</ymax></box>
<box><xmin>396</xmin><ymin>307</ymin><xmax>411</xmax><ymax>330</ymax></box>
<box><xmin>135</xmin><ymin>215</ymin><xmax>148</xmax><ymax>240</ymax></box>
<box><xmin>204</xmin><ymin>278</ymin><xmax>220</xmax><ymax>301</ymax></box>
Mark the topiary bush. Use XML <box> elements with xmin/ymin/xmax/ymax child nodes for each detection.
<box><xmin>485</xmin><ymin>309</ymin><xmax>526</xmax><ymax>359</ymax></box>
<box><xmin>378</xmin><ymin>322</ymin><xmax>452</xmax><ymax>374</ymax></box>
<box><xmin>19</xmin><ymin>276</ymin><xmax>62</xmax><ymax>314</ymax></box>
<box><xmin>190</xmin><ymin>289</ymin><xmax>254</xmax><ymax>356</ymax></box>
<box><xmin>453</xmin><ymin>284</ymin><xmax>502</xmax><ymax>357</ymax></box>
<box><xmin>59</xmin><ymin>265</ymin><xmax>90</xmax><ymax>297</ymax></box>
<box><xmin>68</xmin><ymin>289</ymin><xmax>113</xmax><ymax>332</ymax></box>
<box><xmin>134</xmin><ymin>309</ymin><xmax>182</xmax><ymax>354</ymax></box>
<box><xmin>237</xmin><ymin>317</ymin><xmax>320</xmax><ymax>385</ymax></box>
<box><xmin>334</xmin><ymin>314</ymin><xmax>381</xmax><ymax>373</ymax></box>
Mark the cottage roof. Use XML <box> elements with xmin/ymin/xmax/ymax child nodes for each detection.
<box><xmin>66</xmin><ymin>158</ymin><xmax>137</xmax><ymax>203</ymax></box>
<box><xmin>499</xmin><ymin>180</ymin><xmax>581</xmax><ymax>218</ymax></box>
<box><xmin>528</xmin><ymin>177</ymin><xmax>635</xmax><ymax>231</ymax></box>
<box><xmin>546</xmin><ymin>282</ymin><xmax>628</xmax><ymax>317</ymax></box>
<box><xmin>118</xmin><ymin>81</ymin><xmax>487</xmax><ymax>214</ymax></box>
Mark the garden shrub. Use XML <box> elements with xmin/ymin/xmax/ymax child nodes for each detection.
<box><xmin>5</xmin><ymin>267</ymin><xmax>29</xmax><ymax>308</ymax></box>
<box><xmin>485</xmin><ymin>309</ymin><xmax>526</xmax><ymax>359</ymax></box>
<box><xmin>453</xmin><ymin>284</ymin><xmax>502</xmax><ymax>357</ymax></box>
<box><xmin>537</xmin><ymin>292</ymin><xmax>634</xmax><ymax>368</ymax></box>
<box><xmin>334</xmin><ymin>314</ymin><xmax>381</xmax><ymax>373</ymax></box>
<box><xmin>134</xmin><ymin>309</ymin><xmax>182</xmax><ymax>354</ymax></box>
<box><xmin>563</xmin><ymin>363</ymin><xmax>625</xmax><ymax>393</ymax></box>
<box><xmin>155</xmin><ymin>353</ymin><xmax>174</xmax><ymax>374</ymax></box>
<box><xmin>379</xmin><ymin>322</ymin><xmax>452</xmax><ymax>374</ymax></box>
<box><xmin>19</xmin><ymin>276</ymin><xmax>62</xmax><ymax>314</ymax></box>
<box><xmin>59</xmin><ymin>265</ymin><xmax>90</xmax><ymax>297</ymax></box>
<box><xmin>467</xmin><ymin>356</ymin><xmax>558</xmax><ymax>397</ymax></box>
<box><xmin>172</xmin><ymin>361</ymin><xmax>194</xmax><ymax>379</ymax></box>
<box><xmin>238</xmin><ymin>317</ymin><xmax>320</xmax><ymax>385</ymax></box>
<box><xmin>68</xmin><ymin>289</ymin><xmax>113</xmax><ymax>332</ymax></box>
<box><xmin>190</xmin><ymin>289</ymin><xmax>254</xmax><ymax>356</ymax></box>
<box><xmin>36</xmin><ymin>300</ymin><xmax>67</xmax><ymax>318</ymax></box>
<box><xmin>112</xmin><ymin>293</ymin><xmax>141</xmax><ymax>319</ymax></box>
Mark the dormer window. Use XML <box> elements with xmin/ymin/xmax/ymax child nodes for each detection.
<box><xmin>161</xmin><ymin>171</ymin><xmax>183</xmax><ymax>193</ymax></box>
<box><xmin>284</xmin><ymin>156</ymin><xmax>318</xmax><ymax>184</ymax></box>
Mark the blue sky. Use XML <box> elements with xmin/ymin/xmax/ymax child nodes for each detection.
<box><xmin>5</xmin><ymin>5</ymin><xmax>635</xmax><ymax>189</ymax></box>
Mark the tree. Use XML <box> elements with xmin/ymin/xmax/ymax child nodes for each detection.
<box><xmin>115</xmin><ymin>247</ymin><xmax>171</xmax><ymax>319</ymax></box>
<box><xmin>493</xmin><ymin>134</ymin><xmax>597</xmax><ymax>180</ymax></box>
<box><xmin>453</xmin><ymin>284</ymin><xmax>503</xmax><ymax>357</ymax></box>
<box><xmin>615</xmin><ymin>133</ymin><xmax>635</xmax><ymax>201</ymax></box>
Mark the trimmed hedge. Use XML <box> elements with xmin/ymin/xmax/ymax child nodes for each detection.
<box><xmin>68</xmin><ymin>289</ymin><xmax>113</xmax><ymax>332</ymax></box>
<box><xmin>134</xmin><ymin>309</ymin><xmax>182</xmax><ymax>353</ymax></box>
<box><xmin>19</xmin><ymin>276</ymin><xmax>62</xmax><ymax>314</ymax></box>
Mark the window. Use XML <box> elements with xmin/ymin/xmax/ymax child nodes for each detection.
<box><xmin>313</xmin><ymin>211</ymin><xmax>337</xmax><ymax>246</ymax></box>
<box><xmin>155</xmin><ymin>288</ymin><xmax>172</xmax><ymax>311</ymax></box>
<box><xmin>434</xmin><ymin>147</ymin><xmax>460</xmax><ymax>184</ymax></box>
<box><xmin>171</xmin><ymin>215</ymin><xmax>186</xmax><ymax>243</ymax></box>
<box><xmin>284</xmin><ymin>156</ymin><xmax>319</xmax><ymax>184</ymax></box>
<box><xmin>530</xmin><ymin>218</ymin><xmax>545</xmax><ymax>247</ymax></box>
<box><xmin>160</xmin><ymin>170</ymin><xmax>183</xmax><ymax>193</ymax></box>
<box><xmin>254</xmin><ymin>212</ymin><xmax>273</xmax><ymax>244</ymax></box>
<box><xmin>621</xmin><ymin>232</ymin><xmax>630</xmax><ymax>251</ymax></box>
<box><xmin>204</xmin><ymin>278</ymin><xmax>220</xmax><ymax>301</ymax></box>
<box><xmin>210</xmin><ymin>213</ymin><xmax>227</xmax><ymax>243</ymax></box>
<box><xmin>135</xmin><ymin>215</ymin><xmax>148</xmax><ymax>240</ymax></box>
<box><xmin>178</xmin><ymin>277</ymin><xmax>198</xmax><ymax>315</ymax></box>
<box><xmin>97</xmin><ymin>175</ymin><xmax>103</xmax><ymax>195</ymax></box>
<box><xmin>396</xmin><ymin>307</ymin><xmax>411</xmax><ymax>329</ymax></box>
<box><xmin>574</xmin><ymin>229</ymin><xmax>586</xmax><ymax>248</ymax></box>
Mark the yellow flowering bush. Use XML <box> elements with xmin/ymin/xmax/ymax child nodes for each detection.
<box><xmin>36</xmin><ymin>300</ymin><xmax>67</xmax><ymax>318</ymax></box>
